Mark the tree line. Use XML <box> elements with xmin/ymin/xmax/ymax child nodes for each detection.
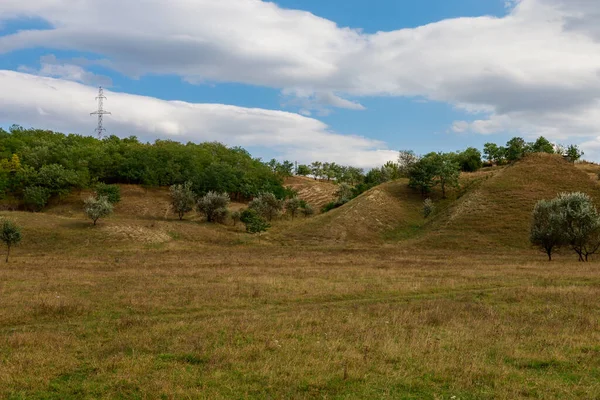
<box><xmin>0</xmin><ymin>125</ymin><xmax>288</xmax><ymax>210</ymax></box>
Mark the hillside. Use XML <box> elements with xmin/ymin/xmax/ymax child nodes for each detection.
<box><xmin>276</xmin><ymin>179</ymin><xmax>423</xmax><ymax>244</ymax></box>
<box><xmin>421</xmin><ymin>153</ymin><xmax>600</xmax><ymax>250</ymax></box>
<box><xmin>283</xmin><ymin>176</ymin><xmax>338</xmax><ymax>212</ymax></box>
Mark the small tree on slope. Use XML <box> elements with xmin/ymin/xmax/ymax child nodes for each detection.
<box><xmin>197</xmin><ymin>191</ymin><xmax>230</xmax><ymax>223</ymax></box>
<box><xmin>530</xmin><ymin>199</ymin><xmax>566</xmax><ymax>261</ymax></box>
<box><xmin>530</xmin><ymin>192</ymin><xmax>600</xmax><ymax>261</ymax></box>
<box><xmin>84</xmin><ymin>195</ymin><xmax>113</xmax><ymax>226</ymax></box>
<box><xmin>170</xmin><ymin>182</ymin><xmax>196</xmax><ymax>220</ymax></box>
<box><xmin>1</xmin><ymin>219</ymin><xmax>22</xmax><ymax>263</ymax></box>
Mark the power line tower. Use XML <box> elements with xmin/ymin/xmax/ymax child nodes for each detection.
<box><xmin>90</xmin><ymin>87</ymin><xmax>111</xmax><ymax>139</ymax></box>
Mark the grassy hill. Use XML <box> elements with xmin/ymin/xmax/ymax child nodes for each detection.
<box><xmin>420</xmin><ymin>153</ymin><xmax>600</xmax><ymax>251</ymax></box>
<box><xmin>275</xmin><ymin>179</ymin><xmax>423</xmax><ymax>244</ymax></box>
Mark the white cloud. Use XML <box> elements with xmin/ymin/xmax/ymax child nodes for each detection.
<box><xmin>19</xmin><ymin>55</ymin><xmax>113</xmax><ymax>86</ymax></box>
<box><xmin>1</xmin><ymin>0</ymin><xmax>600</xmax><ymax>152</ymax></box>
<box><xmin>0</xmin><ymin>70</ymin><xmax>397</xmax><ymax>168</ymax></box>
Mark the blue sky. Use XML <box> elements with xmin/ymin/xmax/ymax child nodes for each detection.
<box><xmin>1</xmin><ymin>0</ymin><xmax>599</xmax><ymax>166</ymax></box>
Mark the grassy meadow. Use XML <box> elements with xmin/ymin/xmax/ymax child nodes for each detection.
<box><xmin>1</xmin><ymin>155</ymin><xmax>600</xmax><ymax>399</ymax></box>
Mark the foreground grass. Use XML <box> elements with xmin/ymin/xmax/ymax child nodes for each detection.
<box><xmin>1</xmin><ymin>242</ymin><xmax>599</xmax><ymax>399</ymax></box>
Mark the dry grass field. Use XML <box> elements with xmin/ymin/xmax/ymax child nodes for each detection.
<box><xmin>1</xmin><ymin>154</ymin><xmax>600</xmax><ymax>399</ymax></box>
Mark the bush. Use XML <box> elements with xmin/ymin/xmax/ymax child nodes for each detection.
<box><xmin>302</xmin><ymin>204</ymin><xmax>314</xmax><ymax>217</ymax></box>
<box><xmin>95</xmin><ymin>183</ymin><xmax>121</xmax><ymax>204</ymax></box>
<box><xmin>197</xmin><ymin>191</ymin><xmax>230</xmax><ymax>223</ymax></box>
<box><xmin>423</xmin><ymin>198</ymin><xmax>434</xmax><ymax>218</ymax></box>
<box><xmin>321</xmin><ymin>201</ymin><xmax>342</xmax><ymax>213</ymax></box>
<box><xmin>249</xmin><ymin>193</ymin><xmax>283</xmax><ymax>221</ymax></box>
<box><xmin>84</xmin><ymin>195</ymin><xmax>113</xmax><ymax>225</ymax></box>
<box><xmin>231</xmin><ymin>210</ymin><xmax>242</xmax><ymax>226</ymax></box>
<box><xmin>336</xmin><ymin>183</ymin><xmax>353</xmax><ymax>204</ymax></box>
<box><xmin>170</xmin><ymin>182</ymin><xmax>196</xmax><ymax>220</ymax></box>
<box><xmin>1</xmin><ymin>219</ymin><xmax>22</xmax><ymax>262</ymax></box>
<box><xmin>286</xmin><ymin>197</ymin><xmax>303</xmax><ymax>220</ymax></box>
<box><xmin>23</xmin><ymin>186</ymin><xmax>51</xmax><ymax>212</ymax></box>
<box><xmin>240</xmin><ymin>208</ymin><xmax>270</xmax><ymax>236</ymax></box>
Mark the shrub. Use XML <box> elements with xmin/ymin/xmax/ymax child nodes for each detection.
<box><xmin>1</xmin><ymin>219</ymin><xmax>22</xmax><ymax>262</ymax></box>
<box><xmin>423</xmin><ymin>198</ymin><xmax>435</xmax><ymax>218</ymax></box>
<box><xmin>302</xmin><ymin>204</ymin><xmax>314</xmax><ymax>217</ymax></box>
<box><xmin>321</xmin><ymin>201</ymin><xmax>341</xmax><ymax>213</ymax></box>
<box><xmin>231</xmin><ymin>210</ymin><xmax>241</xmax><ymax>226</ymax></box>
<box><xmin>336</xmin><ymin>183</ymin><xmax>353</xmax><ymax>204</ymax></box>
<box><xmin>170</xmin><ymin>182</ymin><xmax>196</xmax><ymax>220</ymax></box>
<box><xmin>95</xmin><ymin>183</ymin><xmax>121</xmax><ymax>204</ymax></box>
<box><xmin>240</xmin><ymin>208</ymin><xmax>270</xmax><ymax>237</ymax></box>
<box><xmin>249</xmin><ymin>193</ymin><xmax>283</xmax><ymax>221</ymax></box>
<box><xmin>197</xmin><ymin>191</ymin><xmax>230</xmax><ymax>223</ymax></box>
<box><xmin>84</xmin><ymin>195</ymin><xmax>113</xmax><ymax>225</ymax></box>
<box><xmin>286</xmin><ymin>197</ymin><xmax>303</xmax><ymax>220</ymax></box>
<box><xmin>23</xmin><ymin>186</ymin><xmax>51</xmax><ymax>212</ymax></box>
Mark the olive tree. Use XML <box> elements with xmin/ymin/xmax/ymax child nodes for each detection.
<box><xmin>530</xmin><ymin>199</ymin><xmax>566</xmax><ymax>261</ymax></box>
<box><xmin>1</xmin><ymin>219</ymin><xmax>22</xmax><ymax>262</ymax></box>
<box><xmin>285</xmin><ymin>197</ymin><xmax>303</xmax><ymax>220</ymax></box>
<box><xmin>84</xmin><ymin>195</ymin><xmax>113</xmax><ymax>225</ymax></box>
<box><xmin>249</xmin><ymin>192</ymin><xmax>283</xmax><ymax>221</ymax></box>
<box><xmin>197</xmin><ymin>191</ymin><xmax>230</xmax><ymax>223</ymax></box>
<box><xmin>555</xmin><ymin>192</ymin><xmax>600</xmax><ymax>261</ymax></box>
<box><xmin>170</xmin><ymin>181</ymin><xmax>196</xmax><ymax>220</ymax></box>
<box><xmin>530</xmin><ymin>192</ymin><xmax>600</xmax><ymax>261</ymax></box>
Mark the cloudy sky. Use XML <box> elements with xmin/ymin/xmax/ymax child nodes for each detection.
<box><xmin>1</xmin><ymin>0</ymin><xmax>599</xmax><ymax>166</ymax></box>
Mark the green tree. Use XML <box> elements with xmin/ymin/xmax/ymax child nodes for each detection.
<box><xmin>398</xmin><ymin>150</ymin><xmax>420</xmax><ymax>177</ymax></box>
<box><xmin>170</xmin><ymin>181</ymin><xmax>196</xmax><ymax>220</ymax></box>
<box><xmin>434</xmin><ymin>153</ymin><xmax>461</xmax><ymax>199</ymax></box>
<box><xmin>531</xmin><ymin>136</ymin><xmax>555</xmax><ymax>154</ymax></box>
<box><xmin>530</xmin><ymin>199</ymin><xmax>566</xmax><ymax>261</ymax></box>
<box><xmin>95</xmin><ymin>183</ymin><xmax>121</xmax><ymax>204</ymax></box>
<box><xmin>197</xmin><ymin>192</ymin><xmax>230</xmax><ymax>223</ymax></box>
<box><xmin>505</xmin><ymin>137</ymin><xmax>528</xmax><ymax>162</ymax></box>
<box><xmin>276</xmin><ymin>160</ymin><xmax>295</xmax><ymax>177</ymax></box>
<box><xmin>310</xmin><ymin>162</ymin><xmax>323</xmax><ymax>180</ymax></box>
<box><xmin>565</xmin><ymin>145</ymin><xmax>584</xmax><ymax>163</ymax></box>
<box><xmin>84</xmin><ymin>195</ymin><xmax>113</xmax><ymax>225</ymax></box>
<box><xmin>1</xmin><ymin>219</ymin><xmax>22</xmax><ymax>262</ymax></box>
<box><xmin>23</xmin><ymin>186</ymin><xmax>51</xmax><ymax>212</ymax></box>
<box><xmin>335</xmin><ymin>183</ymin><xmax>353</xmax><ymax>204</ymax></box>
<box><xmin>456</xmin><ymin>147</ymin><xmax>482</xmax><ymax>172</ymax></box>
<box><xmin>408</xmin><ymin>157</ymin><xmax>438</xmax><ymax>197</ymax></box>
<box><xmin>297</xmin><ymin>164</ymin><xmax>311</xmax><ymax>176</ymax></box>
<box><xmin>483</xmin><ymin>143</ymin><xmax>506</xmax><ymax>165</ymax></box>
<box><xmin>240</xmin><ymin>208</ymin><xmax>270</xmax><ymax>238</ymax></box>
